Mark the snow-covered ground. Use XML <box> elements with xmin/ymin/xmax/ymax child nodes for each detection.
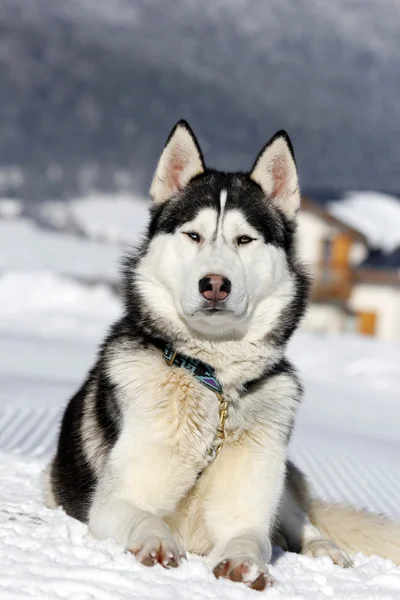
<box><xmin>2</xmin><ymin>453</ymin><xmax>399</xmax><ymax>600</ymax></box>
<box><xmin>0</xmin><ymin>193</ymin><xmax>149</xmax><ymax>284</ymax></box>
<box><xmin>0</xmin><ymin>199</ymin><xmax>399</xmax><ymax>598</ymax></box>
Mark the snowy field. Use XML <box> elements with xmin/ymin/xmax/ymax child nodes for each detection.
<box><xmin>0</xmin><ymin>196</ymin><xmax>399</xmax><ymax>598</ymax></box>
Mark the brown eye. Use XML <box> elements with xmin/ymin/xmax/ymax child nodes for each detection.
<box><xmin>237</xmin><ymin>235</ymin><xmax>254</xmax><ymax>245</ymax></box>
<box><xmin>185</xmin><ymin>231</ymin><xmax>201</xmax><ymax>243</ymax></box>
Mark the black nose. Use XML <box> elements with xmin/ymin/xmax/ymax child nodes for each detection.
<box><xmin>199</xmin><ymin>274</ymin><xmax>231</xmax><ymax>302</ymax></box>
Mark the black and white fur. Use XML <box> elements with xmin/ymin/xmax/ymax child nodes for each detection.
<box><xmin>45</xmin><ymin>121</ymin><xmax>400</xmax><ymax>590</ymax></box>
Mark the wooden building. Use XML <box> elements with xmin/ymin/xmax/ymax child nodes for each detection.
<box><xmin>297</xmin><ymin>197</ymin><xmax>400</xmax><ymax>340</ymax></box>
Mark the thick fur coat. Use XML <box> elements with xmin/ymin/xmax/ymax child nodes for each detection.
<box><xmin>45</xmin><ymin>122</ymin><xmax>400</xmax><ymax>590</ymax></box>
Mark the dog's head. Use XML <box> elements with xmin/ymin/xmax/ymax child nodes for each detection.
<box><xmin>130</xmin><ymin>120</ymin><xmax>307</xmax><ymax>340</ymax></box>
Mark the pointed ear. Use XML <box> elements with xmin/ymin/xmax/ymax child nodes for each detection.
<box><xmin>250</xmin><ymin>130</ymin><xmax>300</xmax><ymax>218</ymax></box>
<box><xmin>150</xmin><ymin>120</ymin><xmax>205</xmax><ymax>205</ymax></box>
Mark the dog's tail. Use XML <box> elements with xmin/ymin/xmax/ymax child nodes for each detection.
<box><xmin>310</xmin><ymin>499</ymin><xmax>400</xmax><ymax>564</ymax></box>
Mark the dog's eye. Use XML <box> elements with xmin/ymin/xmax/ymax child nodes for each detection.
<box><xmin>237</xmin><ymin>235</ymin><xmax>254</xmax><ymax>245</ymax></box>
<box><xmin>184</xmin><ymin>231</ymin><xmax>201</xmax><ymax>243</ymax></box>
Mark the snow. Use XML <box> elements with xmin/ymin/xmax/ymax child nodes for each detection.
<box><xmin>68</xmin><ymin>193</ymin><xmax>148</xmax><ymax>243</ymax></box>
<box><xmin>1</xmin><ymin>454</ymin><xmax>399</xmax><ymax>600</ymax></box>
<box><xmin>0</xmin><ymin>193</ymin><xmax>150</xmax><ymax>284</ymax></box>
<box><xmin>328</xmin><ymin>191</ymin><xmax>400</xmax><ymax>253</ymax></box>
<box><xmin>0</xmin><ymin>219</ymin><xmax>121</xmax><ymax>284</ymax></box>
<box><xmin>0</xmin><ymin>204</ymin><xmax>400</xmax><ymax>598</ymax></box>
<box><xmin>39</xmin><ymin>193</ymin><xmax>149</xmax><ymax>243</ymax></box>
<box><xmin>0</xmin><ymin>271</ymin><xmax>120</xmax><ymax>340</ymax></box>
<box><xmin>0</xmin><ymin>198</ymin><xmax>23</xmax><ymax>219</ymax></box>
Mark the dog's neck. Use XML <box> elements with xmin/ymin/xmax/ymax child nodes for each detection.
<box><xmin>172</xmin><ymin>335</ymin><xmax>283</xmax><ymax>390</ymax></box>
<box><xmin>128</xmin><ymin>268</ymin><xmax>296</xmax><ymax>390</ymax></box>
<box><xmin>143</xmin><ymin>291</ymin><xmax>292</xmax><ymax>390</ymax></box>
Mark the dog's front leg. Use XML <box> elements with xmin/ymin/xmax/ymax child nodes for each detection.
<box><xmin>90</xmin><ymin>496</ymin><xmax>185</xmax><ymax>568</ymax></box>
<box><xmin>205</xmin><ymin>431</ymin><xmax>287</xmax><ymax>590</ymax></box>
<box><xmin>88</xmin><ymin>431</ymin><xmax>197</xmax><ymax>568</ymax></box>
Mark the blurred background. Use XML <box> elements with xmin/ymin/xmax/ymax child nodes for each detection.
<box><xmin>0</xmin><ymin>0</ymin><xmax>399</xmax><ymax>518</ymax></box>
<box><xmin>0</xmin><ymin>0</ymin><xmax>399</xmax><ymax>341</ymax></box>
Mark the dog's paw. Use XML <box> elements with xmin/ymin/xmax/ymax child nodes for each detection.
<box><xmin>213</xmin><ymin>557</ymin><xmax>273</xmax><ymax>591</ymax></box>
<box><xmin>130</xmin><ymin>535</ymin><xmax>186</xmax><ymax>568</ymax></box>
<box><xmin>303</xmin><ymin>539</ymin><xmax>353</xmax><ymax>568</ymax></box>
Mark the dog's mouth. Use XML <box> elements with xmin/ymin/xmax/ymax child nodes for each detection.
<box><xmin>180</xmin><ymin>295</ymin><xmax>249</xmax><ymax>326</ymax></box>
<box><xmin>202</xmin><ymin>306</ymin><xmax>230</xmax><ymax>313</ymax></box>
<box><xmin>198</xmin><ymin>302</ymin><xmax>233</xmax><ymax>315</ymax></box>
<box><xmin>182</xmin><ymin>301</ymin><xmax>249</xmax><ymax>335</ymax></box>
<box><xmin>189</xmin><ymin>305</ymin><xmax>237</xmax><ymax>321</ymax></box>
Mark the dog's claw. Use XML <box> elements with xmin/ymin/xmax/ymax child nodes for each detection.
<box><xmin>303</xmin><ymin>539</ymin><xmax>353</xmax><ymax>568</ymax></box>
<box><xmin>213</xmin><ymin>558</ymin><xmax>273</xmax><ymax>591</ymax></box>
<box><xmin>130</xmin><ymin>535</ymin><xmax>185</xmax><ymax>569</ymax></box>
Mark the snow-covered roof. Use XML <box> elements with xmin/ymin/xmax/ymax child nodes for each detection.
<box><xmin>301</xmin><ymin>196</ymin><xmax>368</xmax><ymax>242</ymax></box>
<box><xmin>327</xmin><ymin>192</ymin><xmax>400</xmax><ymax>254</ymax></box>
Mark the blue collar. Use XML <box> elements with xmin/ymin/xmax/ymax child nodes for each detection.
<box><xmin>163</xmin><ymin>344</ymin><xmax>223</xmax><ymax>395</ymax></box>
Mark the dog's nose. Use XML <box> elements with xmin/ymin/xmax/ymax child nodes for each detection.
<box><xmin>199</xmin><ymin>274</ymin><xmax>231</xmax><ymax>302</ymax></box>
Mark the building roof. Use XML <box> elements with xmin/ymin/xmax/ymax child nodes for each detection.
<box><xmin>301</xmin><ymin>196</ymin><xmax>368</xmax><ymax>243</ymax></box>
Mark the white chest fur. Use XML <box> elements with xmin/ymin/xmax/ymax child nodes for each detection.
<box><xmin>106</xmin><ymin>340</ymin><xmax>295</xmax><ymax>477</ymax></box>
<box><xmin>107</xmin><ymin>344</ymin><xmax>225</xmax><ymax>473</ymax></box>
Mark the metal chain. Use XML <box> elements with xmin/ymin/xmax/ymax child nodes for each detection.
<box><xmin>162</xmin><ymin>345</ymin><xmax>228</xmax><ymax>464</ymax></box>
<box><xmin>207</xmin><ymin>392</ymin><xmax>229</xmax><ymax>460</ymax></box>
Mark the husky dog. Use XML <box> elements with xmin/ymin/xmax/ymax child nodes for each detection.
<box><xmin>45</xmin><ymin>121</ymin><xmax>400</xmax><ymax>590</ymax></box>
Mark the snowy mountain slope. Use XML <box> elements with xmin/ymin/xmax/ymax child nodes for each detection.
<box><xmin>39</xmin><ymin>193</ymin><xmax>149</xmax><ymax>243</ymax></box>
<box><xmin>0</xmin><ymin>220</ymin><xmax>121</xmax><ymax>283</ymax></box>
<box><xmin>0</xmin><ymin>194</ymin><xmax>149</xmax><ymax>285</ymax></box>
<box><xmin>1</xmin><ymin>0</ymin><xmax>400</xmax><ymax>198</ymax></box>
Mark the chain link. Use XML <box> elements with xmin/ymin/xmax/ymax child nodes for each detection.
<box><xmin>207</xmin><ymin>392</ymin><xmax>229</xmax><ymax>460</ymax></box>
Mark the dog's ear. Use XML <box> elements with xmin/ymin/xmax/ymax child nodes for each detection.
<box><xmin>250</xmin><ymin>131</ymin><xmax>300</xmax><ymax>218</ymax></box>
<box><xmin>150</xmin><ymin>120</ymin><xmax>205</xmax><ymax>205</ymax></box>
